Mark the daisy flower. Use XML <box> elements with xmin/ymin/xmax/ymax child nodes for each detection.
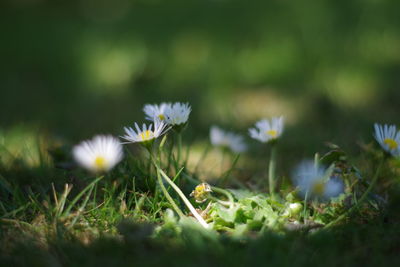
<box><xmin>164</xmin><ymin>102</ymin><xmax>191</xmax><ymax>126</ymax></box>
<box><xmin>292</xmin><ymin>160</ymin><xmax>343</xmax><ymax>199</ymax></box>
<box><xmin>210</xmin><ymin>126</ymin><xmax>247</xmax><ymax>153</ymax></box>
<box><xmin>249</xmin><ymin>116</ymin><xmax>284</xmax><ymax>143</ymax></box>
<box><xmin>374</xmin><ymin>123</ymin><xmax>400</xmax><ymax>157</ymax></box>
<box><xmin>73</xmin><ymin>135</ymin><xmax>123</xmax><ymax>173</ymax></box>
<box><xmin>143</xmin><ymin>103</ymin><xmax>171</xmax><ymax>122</ymax></box>
<box><xmin>121</xmin><ymin>119</ymin><xmax>169</xmax><ymax>145</ymax></box>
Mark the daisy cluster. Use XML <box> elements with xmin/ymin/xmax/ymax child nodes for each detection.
<box><xmin>72</xmin><ymin>102</ymin><xmax>191</xmax><ymax>174</ymax></box>
<box><xmin>207</xmin><ymin>116</ymin><xmax>284</xmax><ymax>154</ymax></box>
<box><xmin>143</xmin><ymin>102</ymin><xmax>191</xmax><ymax>126</ymax></box>
<box><xmin>70</xmin><ymin>100</ymin><xmax>398</xmax><ymax>204</ymax></box>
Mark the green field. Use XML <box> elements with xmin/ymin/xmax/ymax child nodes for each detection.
<box><xmin>1</xmin><ymin>1</ymin><xmax>400</xmax><ymax>266</ymax></box>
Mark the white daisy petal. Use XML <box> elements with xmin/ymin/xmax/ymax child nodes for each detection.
<box><xmin>143</xmin><ymin>102</ymin><xmax>191</xmax><ymax>127</ymax></box>
<box><xmin>324</xmin><ymin>178</ymin><xmax>344</xmax><ymax>199</ymax></box>
<box><xmin>143</xmin><ymin>103</ymin><xmax>171</xmax><ymax>122</ymax></box>
<box><xmin>373</xmin><ymin>123</ymin><xmax>400</xmax><ymax>157</ymax></box>
<box><xmin>248</xmin><ymin>116</ymin><xmax>284</xmax><ymax>143</ymax></box>
<box><xmin>164</xmin><ymin>102</ymin><xmax>191</xmax><ymax>126</ymax></box>
<box><xmin>292</xmin><ymin>160</ymin><xmax>343</xmax><ymax>200</ymax></box>
<box><xmin>73</xmin><ymin>135</ymin><xmax>123</xmax><ymax>173</ymax></box>
<box><xmin>210</xmin><ymin>126</ymin><xmax>247</xmax><ymax>153</ymax></box>
<box><xmin>121</xmin><ymin>120</ymin><xmax>169</xmax><ymax>144</ymax></box>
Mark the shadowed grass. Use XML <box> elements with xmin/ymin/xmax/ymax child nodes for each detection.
<box><xmin>0</xmin><ymin>129</ymin><xmax>399</xmax><ymax>266</ymax></box>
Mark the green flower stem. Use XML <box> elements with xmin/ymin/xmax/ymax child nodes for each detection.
<box><xmin>156</xmin><ymin>168</ymin><xmax>185</xmax><ymax>219</ymax></box>
<box><xmin>325</xmin><ymin>158</ymin><xmax>384</xmax><ymax>228</ymax></box>
<box><xmin>208</xmin><ymin>196</ymin><xmax>231</xmax><ymax>207</ymax></box>
<box><xmin>182</xmin><ymin>171</ymin><xmax>234</xmax><ymax>207</ymax></box>
<box><xmin>177</xmin><ymin>132</ymin><xmax>182</xmax><ymax>166</ymax></box>
<box><xmin>146</xmin><ymin>148</ymin><xmax>185</xmax><ymax>219</ymax></box>
<box><xmin>152</xmin><ymin>159</ymin><xmax>209</xmax><ymax>229</ymax></box>
<box><xmin>142</xmin><ymin>142</ymin><xmax>156</xmax><ymax>190</ymax></box>
<box><xmin>302</xmin><ymin>190</ymin><xmax>309</xmax><ymax>223</ymax></box>
<box><xmin>153</xmin><ymin>141</ymin><xmax>165</xmax><ymax>204</ymax></box>
<box><xmin>210</xmin><ymin>186</ymin><xmax>234</xmax><ymax>206</ymax></box>
<box><xmin>182</xmin><ymin>172</ymin><xmax>235</xmax><ymax>206</ymax></box>
<box><xmin>268</xmin><ymin>144</ymin><xmax>277</xmax><ymax>200</ymax></box>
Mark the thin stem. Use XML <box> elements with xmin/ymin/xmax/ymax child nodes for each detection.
<box><xmin>268</xmin><ymin>144</ymin><xmax>277</xmax><ymax>200</ymax></box>
<box><xmin>157</xmin><ymin>167</ymin><xmax>184</xmax><ymax>206</ymax></box>
<box><xmin>184</xmin><ymin>138</ymin><xmax>191</xmax><ymax>167</ymax></box>
<box><xmin>183</xmin><ymin>172</ymin><xmax>235</xmax><ymax>207</ymax></box>
<box><xmin>325</xmin><ymin>158</ymin><xmax>384</xmax><ymax>228</ymax></box>
<box><xmin>68</xmin><ymin>183</ymin><xmax>96</xmax><ymax>228</ymax></box>
<box><xmin>146</xmin><ymin>147</ymin><xmax>184</xmax><ymax>218</ymax></box>
<box><xmin>210</xmin><ymin>186</ymin><xmax>234</xmax><ymax>206</ymax></box>
<box><xmin>167</xmin><ymin>134</ymin><xmax>174</xmax><ymax>173</ymax></box>
<box><xmin>303</xmin><ymin>190</ymin><xmax>309</xmax><ymax>223</ymax></box>
<box><xmin>177</xmin><ymin>133</ymin><xmax>182</xmax><ymax>167</ymax></box>
<box><xmin>208</xmin><ymin>196</ymin><xmax>231</xmax><ymax>207</ymax></box>
<box><xmin>156</xmin><ymin>168</ymin><xmax>185</xmax><ymax>218</ymax></box>
<box><xmin>182</xmin><ymin>172</ymin><xmax>235</xmax><ymax>206</ymax></box>
<box><xmin>152</xmin><ymin>159</ymin><xmax>209</xmax><ymax>228</ymax></box>
<box><xmin>64</xmin><ymin>176</ymin><xmax>102</xmax><ymax>216</ymax></box>
<box><xmin>154</xmin><ymin>143</ymin><xmax>164</xmax><ymax>204</ymax></box>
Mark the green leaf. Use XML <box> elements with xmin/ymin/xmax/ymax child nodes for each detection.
<box><xmin>214</xmin><ymin>203</ymin><xmax>240</xmax><ymax>223</ymax></box>
<box><xmin>227</xmin><ymin>189</ymin><xmax>255</xmax><ymax>200</ymax></box>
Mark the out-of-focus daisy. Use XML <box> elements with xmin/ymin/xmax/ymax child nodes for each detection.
<box><xmin>73</xmin><ymin>135</ymin><xmax>123</xmax><ymax>173</ymax></box>
<box><xmin>121</xmin><ymin>120</ymin><xmax>169</xmax><ymax>145</ymax></box>
<box><xmin>143</xmin><ymin>103</ymin><xmax>171</xmax><ymax>122</ymax></box>
<box><xmin>292</xmin><ymin>160</ymin><xmax>343</xmax><ymax>199</ymax></box>
<box><xmin>374</xmin><ymin>123</ymin><xmax>400</xmax><ymax>157</ymax></box>
<box><xmin>210</xmin><ymin>126</ymin><xmax>247</xmax><ymax>153</ymax></box>
<box><xmin>164</xmin><ymin>102</ymin><xmax>191</xmax><ymax>126</ymax></box>
<box><xmin>249</xmin><ymin>116</ymin><xmax>284</xmax><ymax>143</ymax></box>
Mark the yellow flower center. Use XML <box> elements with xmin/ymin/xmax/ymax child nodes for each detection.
<box><xmin>158</xmin><ymin>114</ymin><xmax>165</xmax><ymax>120</ymax></box>
<box><xmin>195</xmin><ymin>183</ymin><xmax>211</xmax><ymax>194</ymax></box>
<box><xmin>94</xmin><ymin>156</ymin><xmax>106</xmax><ymax>170</ymax></box>
<box><xmin>190</xmin><ymin>183</ymin><xmax>212</xmax><ymax>203</ymax></box>
<box><xmin>140</xmin><ymin>130</ymin><xmax>154</xmax><ymax>141</ymax></box>
<box><xmin>266</xmin><ymin>130</ymin><xmax>278</xmax><ymax>138</ymax></box>
<box><xmin>312</xmin><ymin>181</ymin><xmax>325</xmax><ymax>195</ymax></box>
<box><xmin>384</xmin><ymin>138</ymin><xmax>398</xmax><ymax>150</ymax></box>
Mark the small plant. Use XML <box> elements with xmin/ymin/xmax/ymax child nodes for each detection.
<box><xmin>0</xmin><ymin>102</ymin><xmax>395</xmax><ymax>242</ymax></box>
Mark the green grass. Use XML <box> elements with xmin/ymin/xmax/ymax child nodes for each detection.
<box><xmin>1</xmin><ymin>127</ymin><xmax>400</xmax><ymax>266</ymax></box>
<box><xmin>1</xmin><ymin>1</ymin><xmax>400</xmax><ymax>265</ymax></box>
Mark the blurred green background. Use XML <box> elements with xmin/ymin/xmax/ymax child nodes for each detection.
<box><xmin>1</xmin><ymin>0</ymin><xmax>400</xmax><ymax>158</ymax></box>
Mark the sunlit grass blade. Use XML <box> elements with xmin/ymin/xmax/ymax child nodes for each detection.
<box><xmin>68</xmin><ymin>183</ymin><xmax>96</xmax><ymax>228</ymax></box>
<box><xmin>155</xmin><ymin>163</ymin><xmax>209</xmax><ymax>229</ymax></box>
<box><xmin>0</xmin><ymin>203</ymin><xmax>31</xmax><ymax>219</ymax></box>
<box><xmin>62</xmin><ymin>176</ymin><xmax>103</xmax><ymax>217</ymax></box>
<box><xmin>55</xmin><ymin>184</ymin><xmax>73</xmax><ymax>218</ymax></box>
